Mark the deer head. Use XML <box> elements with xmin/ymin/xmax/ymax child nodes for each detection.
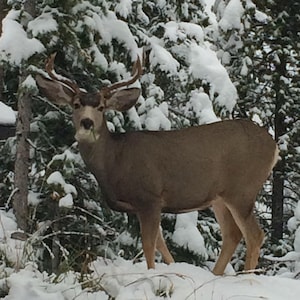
<box><xmin>36</xmin><ymin>53</ymin><xmax>142</xmax><ymax>143</ymax></box>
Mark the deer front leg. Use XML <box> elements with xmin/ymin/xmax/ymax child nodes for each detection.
<box><xmin>137</xmin><ymin>210</ymin><xmax>161</xmax><ymax>269</ymax></box>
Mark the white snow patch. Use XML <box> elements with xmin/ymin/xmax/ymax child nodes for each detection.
<box><xmin>28</xmin><ymin>12</ymin><xmax>58</xmax><ymax>36</ymax></box>
<box><xmin>46</xmin><ymin>171</ymin><xmax>77</xmax><ymax>196</ymax></box>
<box><xmin>150</xmin><ymin>37</ymin><xmax>180</xmax><ymax>75</ymax></box>
<box><xmin>144</xmin><ymin>106</ymin><xmax>171</xmax><ymax>130</ymax></box>
<box><xmin>88</xmin><ymin>44</ymin><xmax>108</xmax><ymax>71</ymax></box>
<box><xmin>115</xmin><ymin>0</ymin><xmax>132</xmax><ymax>19</ymax></box>
<box><xmin>294</xmin><ymin>201</ymin><xmax>300</xmax><ymax>221</ymax></box>
<box><xmin>255</xmin><ymin>10</ymin><xmax>269</xmax><ymax>23</ymax></box>
<box><xmin>0</xmin><ymin>102</ymin><xmax>16</xmax><ymax>125</ymax></box>
<box><xmin>28</xmin><ymin>191</ymin><xmax>42</xmax><ymax>206</ymax></box>
<box><xmin>294</xmin><ymin>227</ymin><xmax>300</xmax><ymax>253</ymax></box>
<box><xmin>219</xmin><ymin>0</ymin><xmax>244</xmax><ymax>32</ymax></box>
<box><xmin>21</xmin><ymin>74</ymin><xmax>37</xmax><ymax>90</ymax></box>
<box><xmin>186</xmin><ymin>90</ymin><xmax>219</xmax><ymax>124</ymax></box>
<box><xmin>0</xmin><ymin>10</ymin><xmax>45</xmax><ymax>65</ymax></box>
<box><xmin>0</xmin><ymin>210</ymin><xmax>300</xmax><ymax>299</ymax></box>
<box><xmin>164</xmin><ymin>21</ymin><xmax>204</xmax><ymax>42</ymax></box>
<box><xmin>173</xmin><ymin>212</ymin><xmax>208</xmax><ymax>258</ymax></box>
<box><xmin>59</xmin><ymin>194</ymin><xmax>74</xmax><ymax>208</ymax></box>
<box><xmin>3</xmin><ymin>259</ymin><xmax>300</xmax><ymax>299</ymax></box>
<box><xmin>0</xmin><ymin>210</ymin><xmax>25</xmax><ymax>265</ymax></box>
<box><xmin>101</xmin><ymin>12</ymin><xmax>139</xmax><ymax>58</ymax></box>
<box><xmin>189</xmin><ymin>42</ymin><xmax>237</xmax><ymax>112</ymax></box>
<box><xmin>127</xmin><ymin>107</ymin><xmax>142</xmax><ymax>129</ymax></box>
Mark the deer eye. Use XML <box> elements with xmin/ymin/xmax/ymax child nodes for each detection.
<box><xmin>74</xmin><ymin>103</ymin><xmax>80</xmax><ymax>109</ymax></box>
<box><xmin>98</xmin><ymin>106</ymin><xmax>104</xmax><ymax>112</ymax></box>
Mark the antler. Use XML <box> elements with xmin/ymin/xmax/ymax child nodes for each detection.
<box><xmin>103</xmin><ymin>56</ymin><xmax>142</xmax><ymax>97</ymax></box>
<box><xmin>45</xmin><ymin>53</ymin><xmax>81</xmax><ymax>94</ymax></box>
<box><xmin>45</xmin><ymin>53</ymin><xmax>142</xmax><ymax>96</ymax></box>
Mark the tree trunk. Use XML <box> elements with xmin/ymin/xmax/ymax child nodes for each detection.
<box><xmin>271</xmin><ymin>55</ymin><xmax>286</xmax><ymax>242</ymax></box>
<box><xmin>13</xmin><ymin>75</ymin><xmax>32</xmax><ymax>231</ymax></box>
<box><xmin>0</xmin><ymin>0</ymin><xmax>9</xmax><ymax>103</ymax></box>
<box><xmin>0</xmin><ymin>0</ymin><xmax>9</xmax><ymax>35</ymax></box>
<box><xmin>271</xmin><ymin>157</ymin><xmax>284</xmax><ymax>241</ymax></box>
<box><xmin>12</xmin><ymin>0</ymin><xmax>36</xmax><ymax>231</ymax></box>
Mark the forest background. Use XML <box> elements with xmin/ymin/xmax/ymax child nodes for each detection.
<box><xmin>0</xmin><ymin>0</ymin><xmax>299</xmax><ymax>298</ymax></box>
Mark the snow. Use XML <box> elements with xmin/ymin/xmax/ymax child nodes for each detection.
<box><xmin>0</xmin><ymin>102</ymin><xmax>16</xmax><ymax>125</ymax></box>
<box><xmin>0</xmin><ymin>205</ymin><xmax>300</xmax><ymax>300</ymax></box>
<box><xmin>0</xmin><ymin>10</ymin><xmax>45</xmax><ymax>65</ymax></box>
<box><xmin>49</xmin><ymin>148</ymin><xmax>83</xmax><ymax>167</ymax></box>
<box><xmin>219</xmin><ymin>0</ymin><xmax>244</xmax><ymax>32</ymax></box>
<box><xmin>27</xmin><ymin>191</ymin><xmax>42</xmax><ymax>206</ymax></box>
<box><xmin>27</xmin><ymin>12</ymin><xmax>58</xmax><ymax>36</ymax></box>
<box><xmin>99</xmin><ymin>11</ymin><xmax>139</xmax><ymax>58</ymax></box>
<box><xmin>172</xmin><ymin>212</ymin><xmax>208</xmax><ymax>258</ymax></box>
<box><xmin>20</xmin><ymin>74</ymin><xmax>37</xmax><ymax>90</ymax></box>
<box><xmin>137</xmin><ymin>3</ymin><xmax>150</xmax><ymax>25</ymax></box>
<box><xmin>3</xmin><ymin>204</ymin><xmax>300</xmax><ymax>298</ymax></box>
<box><xmin>186</xmin><ymin>90</ymin><xmax>219</xmax><ymax>124</ymax></box>
<box><xmin>288</xmin><ymin>201</ymin><xmax>300</xmax><ymax>254</ymax></box>
<box><xmin>2</xmin><ymin>256</ymin><xmax>300</xmax><ymax>300</ymax></box>
<box><xmin>46</xmin><ymin>171</ymin><xmax>66</xmax><ymax>187</ymax></box>
<box><xmin>149</xmin><ymin>38</ymin><xmax>180</xmax><ymax>75</ymax></box>
<box><xmin>255</xmin><ymin>10</ymin><xmax>269</xmax><ymax>23</ymax></box>
<box><xmin>0</xmin><ymin>211</ymin><xmax>24</xmax><ymax>265</ymax></box>
<box><xmin>294</xmin><ymin>201</ymin><xmax>300</xmax><ymax>221</ymax></box>
<box><xmin>0</xmin><ymin>209</ymin><xmax>299</xmax><ymax>299</ymax></box>
<box><xmin>294</xmin><ymin>227</ymin><xmax>300</xmax><ymax>253</ymax></box>
<box><xmin>164</xmin><ymin>21</ymin><xmax>204</xmax><ymax>42</ymax></box>
<box><xmin>189</xmin><ymin>43</ymin><xmax>238</xmax><ymax>111</ymax></box>
<box><xmin>59</xmin><ymin>194</ymin><xmax>74</xmax><ymax>208</ymax></box>
<box><xmin>46</xmin><ymin>171</ymin><xmax>77</xmax><ymax>196</ymax></box>
<box><xmin>144</xmin><ymin>106</ymin><xmax>171</xmax><ymax>130</ymax></box>
<box><xmin>88</xmin><ymin>44</ymin><xmax>108</xmax><ymax>71</ymax></box>
<box><xmin>115</xmin><ymin>0</ymin><xmax>132</xmax><ymax>19</ymax></box>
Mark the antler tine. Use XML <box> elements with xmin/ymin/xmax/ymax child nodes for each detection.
<box><xmin>45</xmin><ymin>53</ymin><xmax>81</xmax><ymax>94</ymax></box>
<box><xmin>104</xmin><ymin>56</ymin><xmax>142</xmax><ymax>96</ymax></box>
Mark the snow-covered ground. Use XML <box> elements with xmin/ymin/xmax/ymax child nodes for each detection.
<box><xmin>2</xmin><ymin>258</ymin><xmax>300</xmax><ymax>300</ymax></box>
<box><xmin>1</xmin><ymin>210</ymin><xmax>300</xmax><ymax>300</ymax></box>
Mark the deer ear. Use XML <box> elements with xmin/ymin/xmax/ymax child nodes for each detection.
<box><xmin>36</xmin><ymin>74</ymin><xmax>75</xmax><ymax>106</ymax></box>
<box><xmin>105</xmin><ymin>88</ymin><xmax>140</xmax><ymax>111</ymax></box>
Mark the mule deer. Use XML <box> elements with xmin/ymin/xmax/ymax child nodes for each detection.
<box><xmin>36</xmin><ymin>53</ymin><xmax>279</xmax><ymax>275</ymax></box>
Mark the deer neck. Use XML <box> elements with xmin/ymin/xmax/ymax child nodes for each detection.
<box><xmin>77</xmin><ymin>122</ymin><xmax>110</xmax><ymax>173</ymax></box>
<box><xmin>77</xmin><ymin>122</ymin><xmax>125</xmax><ymax>203</ymax></box>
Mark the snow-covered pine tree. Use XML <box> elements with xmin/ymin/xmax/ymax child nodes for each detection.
<box><xmin>227</xmin><ymin>0</ymin><xmax>300</xmax><ymax>253</ymax></box>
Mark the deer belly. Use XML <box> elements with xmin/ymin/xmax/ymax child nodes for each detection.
<box><xmin>105</xmin><ymin>197</ymin><xmax>137</xmax><ymax>213</ymax></box>
<box><xmin>160</xmin><ymin>186</ymin><xmax>216</xmax><ymax>213</ymax></box>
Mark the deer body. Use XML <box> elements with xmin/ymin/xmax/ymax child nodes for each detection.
<box><xmin>36</xmin><ymin>54</ymin><xmax>278</xmax><ymax>275</ymax></box>
<box><xmin>79</xmin><ymin>120</ymin><xmax>275</xmax><ymax>214</ymax></box>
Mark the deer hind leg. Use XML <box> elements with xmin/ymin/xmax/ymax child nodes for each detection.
<box><xmin>137</xmin><ymin>210</ymin><xmax>161</xmax><ymax>269</ymax></box>
<box><xmin>227</xmin><ymin>199</ymin><xmax>265</xmax><ymax>272</ymax></box>
<box><xmin>156</xmin><ymin>227</ymin><xmax>174</xmax><ymax>264</ymax></box>
<box><xmin>212</xmin><ymin>199</ymin><xmax>242</xmax><ymax>275</ymax></box>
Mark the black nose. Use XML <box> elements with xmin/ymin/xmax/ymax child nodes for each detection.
<box><xmin>80</xmin><ymin>118</ymin><xmax>94</xmax><ymax>130</ymax></box>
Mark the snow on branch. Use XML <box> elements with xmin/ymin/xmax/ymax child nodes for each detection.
<box><xmin>0</xmin><ymin>10</ymin><xmax>45</xmax><ymax>65</ymax></box>
<box><xmin>189</xmin><ymin>42</ymin><xmax>237</xmax><ymax>112</ymax></box>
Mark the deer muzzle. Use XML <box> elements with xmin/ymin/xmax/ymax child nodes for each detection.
<box><xmin>80</xmin><ymin>118</ymin><xmax>94</xmax><ymax>130</ymax></box>
<box><xmin>75</xmin><ymin>118</ymin><xmax>99</xmax><ymax>143</ymax></box>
